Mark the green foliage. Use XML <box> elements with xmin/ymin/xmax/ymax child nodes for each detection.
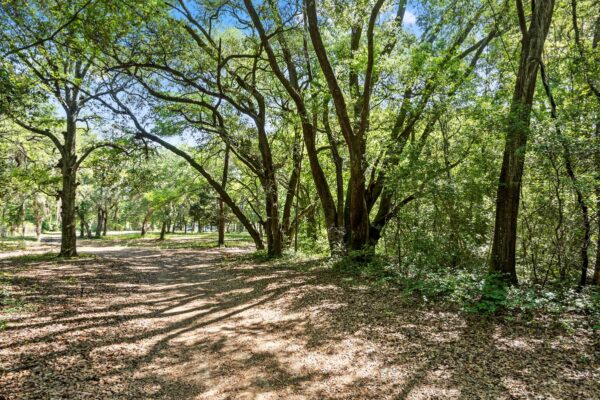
<box><xmin>330</xmin><ymin>254</ymin><xmax>600</xmax><ymax>321</ymax></box>
<box><xmin>332</xmin><ymin>250</ymin><xmax>395</xmax><ymax>281</ymax></box>
<box><xmin>468</xmin><ymin>274</ymin><xmax>509</xmax><ymax>315</ymax></box>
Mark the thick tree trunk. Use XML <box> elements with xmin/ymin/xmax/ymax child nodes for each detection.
<box><xmin>58</xmin><ymin>114</ymin><xmax>79</xmax><ymax>257</ymax></box>
<box><xmin>490</xmin><ymin>0</ymin><xmax>555</xmax><ymax>284</ymax></box>
<box><xmin>256</xmin><ymin>115</ymin><xmax>283</xmax><ymax>257</ymax></box>
<box><xmin>264</xmin><ymin>185</ymin><xmax>283</xmax><ymax>256</ymax></box>
<box><xmin>348</xmin><ymin>146</ymin><xmax>370</xmax><ymax>251</ymax></box>
<box><xmin>59</xmin><ymin>154</ymin><xmax>78</xmax><ymax>257</ymax></box>
<box><xmin>305</xmin><ymin>0</ymin><xmax>378</xmax><ymax>254</ymax></box>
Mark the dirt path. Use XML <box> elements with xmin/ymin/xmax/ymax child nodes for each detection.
<box><xmin>1</xmin><ymin>245</ymin><xmax>598</xmax><ymax>399</ymax></box>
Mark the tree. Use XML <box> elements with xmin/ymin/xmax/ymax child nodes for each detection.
<box><xmin>98</xmin><ymin>1</ymin><xmax>304</xmax><ymax>256</ymax></box>
<box><xmin>490</xmin><ymin>0</ymin><xmax>555</xmax><ymax>284</ymax></box>
<box><xmin>0</xmin><ymin>1</ymin><xmax>124</xmax><ymax>256</ymax></box>
<box><xmin>243</xmin><ymin>0</ymin><xmax>501</xmax><ymax>255</ymax></box>
<box><xmin>0</xmin><ymin>122</ymin><xmax>57</xmax><ymax>240</ymax></box>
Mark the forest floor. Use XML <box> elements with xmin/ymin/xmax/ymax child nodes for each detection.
<box><xmin>0</xmin><ymin>234</ymin><xmax>599</xmax><ymax>399</ymax></box>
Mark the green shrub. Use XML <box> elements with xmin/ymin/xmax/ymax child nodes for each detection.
<box><xmin>331</xmin><ymin>250</ymin><xmax>393</xmax><ymax>281</ymax></box>
<box><xmin>330</xmin><ymin>256</ymin><xmax>600</xmax><ymax>320</ymax></box>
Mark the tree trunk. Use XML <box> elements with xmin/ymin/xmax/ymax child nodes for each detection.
<box><xmin>102</xmin><ymin>207</ymin><xmax>108</xmax><ymax>236</ymax></box>
<box><xmin>573</xmin><ymin>3</ymin><xmax>600</xmax><ymax>285</ymax></box>
<box><xmin>141</xmin><ymin>208</ymin><xmax>153</xmax><ymax>236</ymax></box>
<box><xmin>306</xmin><ymin>205</ymin><xmax>318</xmax><ymax>242</ymax></box>
<box><xmin>282</xmin><ymin>128</ymin><xmax>303</xmax><ymax>244</ymax></box>
<box><xmin>243</xmin><ymin>0</ymin><xmax>340</xmax><ymax>254</ymax></box>
<box><xmin>159</xmin><ymin>220</ymin><xmax>167</xmax><ymax>240</ymax></box>
<box><xmin>218</xmin><ymin>198</ymin><xmax>225</xmax><ymax>246</ymax></box>
<box><xmin>85</xmin><ymin>221</ymin><xmax>92</xmax><ymax>239</ymax></box>
<box><xmin>79</xmin><ymin>216</ymin><xmax>85</xmax><ymax>239</ymax></box>
<box><xmin>19</xmin><ymin>203</ymin><xmax>25</xmax><ymax>237</ymax></box>
<box><xmin>256</xmin><ymin>115</ymin><xmax>283</xmax><ymax>257</ymax></box>
<box><xmin>59</xmin><ymin>115</ymin><xmax>79</xmax><ymax>257</ymax></box>
<box><xmin>218</xmin><ymin>145</ymin><xmax>230</xmax><ymax>247</ymax></box>
<box><xmin>95</xmin><ymin>207</ymin><xmax>104</xmax><ymax>238</ymax></box>
<box><xmin>59</xmin><ymin>153</ymin><xmax>78</xmax><ymax>257</ymax></box>
<box><xmin>79</xmin><ymin>211</ymin><xmax>85</xmax><ymax>239</ymax></box>
<box><xmin>348</xmin><ymin>145</ymin><xmax>370</xmax><ymax>251</ymax></box>
<box><xmin>490</xmin><ymin>0</ymin><xmax>555</xmax><ymax>284</ymax></box>
<box><xmin>264</xmin><ymin>183</ymin><xmax>283</xmax><ymax>256</ymax></box>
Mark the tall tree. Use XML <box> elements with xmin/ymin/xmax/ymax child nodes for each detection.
<box><xmin>0</xmin><ymin>1</ymin><xmax>126</xmax><ymax>256</ymax></box>
<box><xmin>490</xmin><ymin>0</ymin><xmax>555</xmax><ymax>284</ymax></box>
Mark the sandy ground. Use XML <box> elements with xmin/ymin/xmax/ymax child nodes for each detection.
<box><xmin>0</xmin><ymin>242</ymin><xmax>599</xmax><ymax>399</ymax></box>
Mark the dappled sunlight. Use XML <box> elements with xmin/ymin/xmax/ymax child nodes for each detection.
<box><xmin>1</xmin><ymin>245</ymin><xmax>598</xmax><ymax>399</ymax></box>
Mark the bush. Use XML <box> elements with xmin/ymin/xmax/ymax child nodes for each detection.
<box><xmin>331</xmin><ymin>250</ymin><xmax>393</xmax><ymax>281</ymax></box>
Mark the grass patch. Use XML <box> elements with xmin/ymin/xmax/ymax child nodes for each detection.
<box><xmin>0</xmin><ymin>236</ymin><xmax>41</xmax><ymax>251</ymax></box>
<box><xmin>0</xmin><ymin>240</ymin><xmax>27</xmax><ymax>252</ymax></box>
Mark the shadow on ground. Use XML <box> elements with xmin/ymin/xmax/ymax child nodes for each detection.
<box><xmin>0</xmin><ymin>245</ymin><xmax>598</xmax><ymax>399</ymax></box>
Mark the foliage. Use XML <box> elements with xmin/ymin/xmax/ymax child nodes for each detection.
<box><xmin>340</xmin><ymin>259</ymin><xmax>600</xmax><ymax>322</ymax></box>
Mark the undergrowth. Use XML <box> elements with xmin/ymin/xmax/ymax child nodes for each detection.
<box><xmin>330</xmin><ymin>251</ymin><xmax>600</xmax><ymax>326</ymax></box>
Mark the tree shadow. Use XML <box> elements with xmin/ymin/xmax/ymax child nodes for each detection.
<box><xmin>1</xmin><ymin>248</ymin><xmax>597</xmax><ymax>399</ymax></box>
